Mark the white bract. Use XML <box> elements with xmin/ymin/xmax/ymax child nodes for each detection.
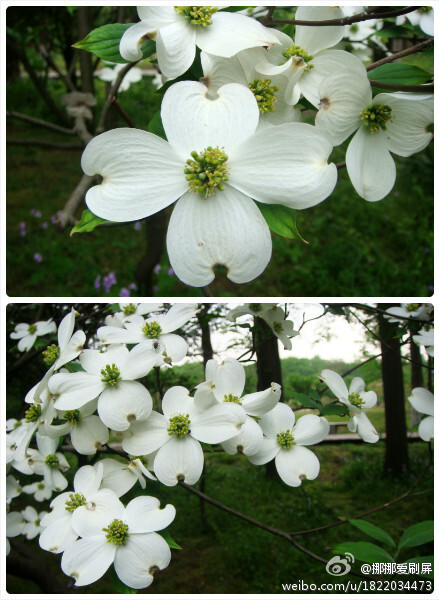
<box><xmin>81</xmin><ymin>80</ymin><xmax>337</xmax><ymax>286</ymax></box>
<box><xmin>413</xmin><ymin>328</ymin><xmax>434</xmax><ymax>358</ymax></box>
<box><xmin>6</xmin><ymin>475</ymin><xmax>22</xmax><ymax>504</ymax></box>
<box><xmin>98</xmin><ymin>63</ymin><xmax>143</xmax><ymax>91</ymax></box>
<box><xmin>316</xmin><ymin>68</ymin><xmax>434</xmax><ymax>201</ymax></box>
<box><xmin>119</xmin><ymin>6</ymin><xmax>280</xmax><ymax>79</ymax></box>
<box><xmin>397</xmin><ymin>8</ymin><xmax>434</xmax><ymax>36</ymax></box>
<box><xmin>96</xmin><ymin>457</ymin><xmax>156</xmax><ymax>497</ymax></box>
<box><xmin>97</xmin><ymin>303</ymin><xmax>198</xmax><ymax>365</ymax></box>
<box><xmin>48</xmin><ymin>344</ymin><xmax>156</xmax><ymax>431</ymax></box>
<box><xmin>10</xmin><ymin>319</ymin><xmax>56</xmax><ymax>352</ymax></box>
<box><xmin>61</xmin><ymin>495</ymin><xmax>176</xmax><ymax>589</ymax></box>
<box><xmin>385</xmin><ymin>303</ymin><xmax>432</xmax><ymax>323</ymax></box>
<box><xmin>22</xmin><ymin>479</ymin><xmax>53</xmax><ymax>502</ymax></box>
<box><xmin>320</xmin><ymin>369</ymin><xmax>379</xmax><ymax>443</ymax></box>
<box><xmin>227</xmin><ymin>303</ymin><xmax>298</xmax><ymax>349</ymax></box>
<box><xmin>248</xmin><ymin>403</ymin><xmax>330</xmax><ymax>486</ymax></box>
<box><xmin>122</xmin><ymin>386</ymin><xmax>246</xmax><ymax>485</ymax></box>
<box><xmin>408</xmin><ymin>388</ymin><xmax>434</xmax><ymax>442</ymax></box>
<box><xmin>21</xmin><ymin>506</ymin><xmax>48</xmax><ymax>540</ymax></box>
<box><xmin>22</xmin><ymin>433</ymin><xmax>70</xmax><ymax>491</ymax></box>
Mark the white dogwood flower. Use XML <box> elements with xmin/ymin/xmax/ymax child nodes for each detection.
<box><xmin>227</xmin><ymin>303</ymin><xmax>298</xmax><ymax>349</ymax></box>
<box><xmin>21</xmin><ymin>506</ymin><xmax>49</xmax><ymax>540</ymax></box>
<box><xmin>61</xmin><ymin>495</ymin><xmax>176</xmax><ymax>588</ymax></box>
<box><xmin>122</xmin><ymin>386</ymin><xmax>246</xmax><ymax>485</ymax></box>
<box><xmin>320</xmin><ymin>369</ymin><xmax>379</xmax><ymax>442</ymax></box>
<box><xmin>6</xmin><ymin>475</ymin><xmax>22</xmax><ymax>504</ymax></box>
<box><xmin>82</xmin><ymin>80</ymin><xmax>337</xmax><ymax>286</ymax></box>
<box><xmin>413</xmin><ymin>328</ymin><xmax>434</xmax><ymax>358</ymax></box>
<box><xmin>21</xmin><ymin>433</ymin><xmax>70</xmax><ymax>491</ymax></box>
<box><xmin>408</xmin><ymin>388</ymin><xmax>434</xmax><ymax>442</ymax></box>
<box><xmin>120</xmin><ymin>6</ymin><xmax>280</xmax><ymax>79</ymax></box>
<box><xmin>97</xmin><ymin>304</ymin><xmax>198</xmax><ymax>365</ymax></box>
<box><xmin>385</xmin><ymin>303</ymin><xmax>432</xmax><ymax>323</ymax></box>
<box><xmin>10</xmin><ymin>318</ymin><xmax>56</xmax><ymax>352</ymax></box>
<box><xmin>255</xmin><ymin>6</ymin><xmax>365</xmax><ymax>107</ymax></box>
<box><xmin>98</xmin><ymin>63</ymin><xmax>143</xmax><ymax>91</ymax></box>
<box><xmin>96</xmin><ymin>457</ymin><xmax>156</xmax><ymax>497</ymax></box>
<box><xmin>22</xmin><ymin>479</ymin><xmax>53</xmax><ymax>502</ymax></box>
<box><xmin>48</xmin><ymin>344</ymin><xmax>156</xmax><ymax>431</ymax></box>
<box><xmin>316</xmin><ymin>68</ymin><xmax>433</xmax><ymax>201</ymax></box>
<box><xmin>248</xmin><ymin>403</ymin><xmax>330</xmax><ymax>486</ymax></box>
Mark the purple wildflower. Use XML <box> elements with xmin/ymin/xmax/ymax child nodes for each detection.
<box><xmin>153</xmin><ymin>264</ymin><xmax>161</xmax><ymax>275</ymax></box>
<box><xmin>103</xmin><ymin>272</ymin><xmax>117</xmax><ymax>294</ymax></box>
<box><xmin>133</xmin><ymin>221</ymin><xmax>142</xmax><ymax>231</ymax></box>
<box><xmin>128</xmin><ymin>282</ymin><xmax>138</xmax><ymax>291</ymax></box>
<box><xmin>18</xmin><ymin>222</ymin><xmax>26</xmax><ymax>237</ymax></box>
<box><xmin>168</xmin><ymin>267</ymin><xmax>175</xmax><ymax>276</ymax></box>
<box><xmin>33</xmin><ymin>253</ymin><xmax>43</xmax><ymax>263</ymax></box>
<box><xmin>119</xmin><ymin>288</ymin><xmax>130</xmax><ymax>297</ymax></box>
<box><xmin>94</xmin><ymin>276</ymin><xmax>101</xmax><ymax>291</ymax></box>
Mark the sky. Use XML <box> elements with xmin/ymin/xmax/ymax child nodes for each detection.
<box><xmin>211</xmin><ymin>303</ymin><xmax>378</xmax><ymax>363</ymax></box>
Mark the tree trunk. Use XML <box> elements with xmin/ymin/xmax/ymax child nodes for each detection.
<box><xmin>77</xmin><ymin>7</ymin><xmax>94</xmax><ymax>95</ymax></box>
<box><xmin>135</xmin><ymin>210</ymin><xmax>168</xmax><ymax>295</ymax></box>
<box><xmin>254</xmin><ymin>317</ymin><xmax>283</xmax><ymax>478</ymax></box>
<box><xmin>198</xmin><ymin>305</ymin><xmax>214</xmax><ymax>367</ymax></box>
<box><xmin>378</xmin><ymin>307</ymin><xmax>409</xmax><ymax>475</ymax></box>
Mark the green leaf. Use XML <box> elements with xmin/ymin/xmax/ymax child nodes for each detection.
<box><xmin>71</xmin><ymin>209</ymin><xmax>108</xmax><ymax>236</ymax></box>
<box><xmin>256</xmin><ymin>203</ymin><xmax>308</xmax><ymax>243</ymax></box>
<box><xmin>373</xmin><ymin>25</ymin><xmax>413</xmax><ymax>39</ymax></box>
<box><xmin>403</xmin><ymin>556</ymin><xmax>434</xmax><ymax>579</ymax></box>
<box><xmin>63</xmin><ymin>362</ymin><xmax>85</xmax><ymax>373</ymax></box>
<box><xmin>73</xmin><ymin>23</ymin><xmax>155</xmax><ymax>64</ymax></box>
<box><xmin>368</xmin><ymin>63</ymin><xmax>432</xmax><ymax>86</ymax></box>
<box><xmin>292</xmin><ymin>392</ymin><xmax>321</xmax><ymax>409</ymax></box>
<box><xmin>334</xmin><ymin>542</ymin><xmax>395</xmax><ymax>564</ymax></box>
<box><xmin>161</xmin><ymin>530</ymin><xmax>182</xmax><ymax>550</ymax></box>
<box><xmin>319</xmin><ymin>402</ymin><xmax>348</xmax><ymax>417</ymax></box>
<box><xmin>398</xmin><ymin>521</ymin><xmax>434</xmax><ymax>552</ymax></box>
<box><xmin>349</xmin><ymin>519</ymin><xmax>395</xmax><ymax>548</ymax></box>
<box><xmin>148</xmin><ymin>111</ymin><xmax>167</xmax><ymax>140</ymax></box>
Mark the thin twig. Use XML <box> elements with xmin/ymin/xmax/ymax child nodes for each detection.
<box><xmin>6</xmin><ymin>111</ymin><xmax>76</xmax><ymax>135</ymax></box>
<box><xmin>270</xmin><ymin>6</ymin><xmax>418</xmax><ymax>27</ymax></box>
<box><xmin>366</xmin><ymin>38</ymin><xmax>434</xmax><ymax>71</ymax></box>
<box><xmin>112</xmin><ymin>97</ymin><xmax>136</xmax><ymax>127</ymax></box>
<box><xmin>96</xmin><ymin>62</ymin><xmax>139</xmax><ymax>134</ymax></box>
<box><xmin>6</xmin><ymin>138</ymin><xmax>83</xmax><ymax>149</ymax></box>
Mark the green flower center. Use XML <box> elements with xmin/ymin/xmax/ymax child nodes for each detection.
<box><xmin>418</xmin><ymin>6</ymin><xmax>432</xmax><ymax>13</ymax></box>
<box><xmin>249</xmin><ymin>303</ymin><xmax>263</xmax><ymax>312</ymax></box>
<box><xmin>34</xmin><ymin>518</ymin><xmax>41</xmax><ymax>526</ymax></box>
<box><xmin>175</xmin><ymin>6</ymin><xmax>218</xmax><ymax>26</ymax></box>
<box><xmin>406</xmin><ymin>303</ymin><xmax>419</xmax><ymax>312</ymax></box>
<box><xmin>37</xmin><ymin>483</ymin><xmax>45</xmax><ymax>490</ymax></box>
<box><xmin>168</xmin><ymin>413</ymin><xmax>191</xmax><ymax>437</ymax></box>
<box><xmin>248</xmin><ymin>78</ymin><xmax>279</xmax><ymax>113</ymax></box>
<box><xmin>281</xmin><ymin>45</ymin><xmax>314</xmax><ymax>70</ymax></box>
<box><xmin>349</xmin><ymin>23</ymin><xmax>360</xmax><ymax>33</ymax></box>
<box><xmin>64</xmin><ymin>409</ymin><xmax>81</xmax><ymax>425</ymax></box>
<box><xmin>277</xmin><ymin>429</ymin><xmax>296</xmax><ymax>449</ymax></box>
<box><xmin>348</xmin><ymin>392</ymin><xmax>365</xmax><ymax>408</ymax></box>
<box><xmin>273</xmin><ymin>321</ymin><xmax>283</xmax><ymax>334</ymax></box>
<box><xmin>42</xmin><ymin>344</ymin><xmax>60</xmax><ymax>366</ymax></box>
<box><xmin>360</xmin><ymin>103</ymin><xmax>393</xmax><ymax>133</ymax></box>
<box><xmin>65</xmin><ymin>492</ymin><xmax>87</xmax><ymax>512</ymax></box>
<box><xmin>27</xmin><ymin>324</ymin><xmax>37</xmax><ymax>334</ymax></box>
<box><xmin>103</xmin><ymin>519</ymin><xmax>129</xmax><ymax>545</ymax></box>
<box><xmin>25</xmin><ymin>403</ymin><xmax>41</xmax><ymax>423</ymax></box>
<box><xmin>122</xmin><ymin>303</ymin><xmax>138</xmax><ymax>316</ymax></box>
<box><xmin>45</xmin><ymin>453</ymin><xmax>60</xmax><ymax>467</ymax></box>
<box><xmin>185</xmin><ymin>147</ymin><xmax>229</xmax><ymax>197</ymax></box>
<box><xmin>100</xmin><ymin>363</ymin><xmax>121</xmax><ymax>386</ymax></box>
<box><xmin>141</xmin><ymin>321</ymin><xmax>162</xmax><ymax>338</ymax></box>
<box><xmin>224</xmin><ymin>393</ymin><xmax>242</xmax><ymax>405</ymax></box>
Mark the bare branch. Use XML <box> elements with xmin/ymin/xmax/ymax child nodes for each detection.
<box><xmin>367</xmin><ymin>38</ymin><xmax>434</xmax><ymax>71</ymax></box>
<box><xmin>7</xmin><ymin>138</ymin><xmax>83</xmax><ymax>149</ymax></box>
<box><xmin>54</xmin><ymin>174</ymin><xmax>98</xmax><ymax>231</ymax></box>
<box><xmin>6</xmin><ymin>111</ymin><xmax>76</xmax><ymax>135</ymax></box>
<box><xmin>96</xmin><ymin>62</ymin><xmax>140</xmax><ymax>134</ymax></box>
<box><xmin>270</xmin><ymin>6</ymin><xmax>418</xmax><ymax>27</ymax></box>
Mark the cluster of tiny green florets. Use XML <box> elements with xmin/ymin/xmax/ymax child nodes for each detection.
<box><xmin>406</xmin><ymin>303</ymin><xmax>419</xmax><ymax>312</ymax></box>
<box><xmin>103</xmin><ymin>519</ymin><xmax>130</xmax><ymax>545</ymax></box>
<box><xmin>42</xmin><ymin>344</ymin><xmax>60</xmax><ymax>366</ymax></box>
<box><xmin>64</xmin><ymin>409</ymin><xmax>81</xmax><ymax>425</ymax></box>
<box><xmin>348</xmin><ymin>392</ymin><xmax>365</xmax><ymax>408</ymax></box>
<box><xmin>175</xmin><ymin>6</ymin><xmax>218</xmax><ymax>26</ymax></box>
<box><xmin>185</xmin><ymin>147</ymin><xmax>229</xmax><ymax>197</ymax></box>
<box><xmin>27</xmin><ymin>324</ymin><xmax>37</xmax><ymax>334</ymax></box>
<box><xmin>281</xmin><ymin>45</ymin><xmax>314</xmax><ymax>70</ymax></box>
<box><xmin>142</xmin><ymin>321</ymin><xmax>162</xmax><ymax>338</ymax></box>
<box><xmin>277</xmin><ymin>429</ymin><xmax>296</xmax><ymax>449</ymax></box>
<box><xmin>224</xmin><ymin>394</ymin><xmax>242</xmax><ymax>405</ymax></box>
<box><xmin>248</xmin><ymin>78</ymin><xmax>279</xmax><ymax>113</ymax></box>
<box><xmin>418</xmin><ymin>6</ymin><xmax>432</xmax><ymax>13</ymax></box>
<box><xmin>349</xmin><ymin>23</ymin><xmax>360</xmax><ymax>33</ymax></box>
<box><xmin>45</xmin><ymin>453</ymin><xmax>60</xmax><ymax>467</ymax></box>
<box><xmin>360</xmin><ymin>103</ymin><xmax>393</xmax><ymax>133</ymax></box>
<box><xmin>37</xmin><ymin>483</ymin><xmax>45</xmax><ymax>490</ymax></box>
<box><xmin>122</xmin><ymin>303</ymin><xmax>138</xmax><ymax>316</ymax></box>
<box><xmin>273</xmin><ymin>321</ymin><xmax>283</xmax><ymax>334</ymax></box>
<box><xmin>168</xmin><ymin>414</ymin><xmax>191</xmax><ymax>437</ymax></box>
<box><xmin>65</xmin><ymin>492</ymin><xmax>87</xmax><ymax>512</ymax></box>
<box><xmin>100</xmin><ymin>364</ymin><xmax>121</xmax><ymax>386</ymax></box>
<box><xmin>249</xmin><ymin>303</ymin><xmax>263</xmax><ymax>312</ymax></box>
<box><xmin>25</xmin><ymin>403</ymin><xmax>42</xmax><ymax>423</ymax></box>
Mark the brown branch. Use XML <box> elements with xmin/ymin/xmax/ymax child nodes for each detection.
<box><xmin>6</xmin><ymin>138</ymin><xmax>83</xmax><ymax>149</ymax></box>
<box><xmin>55</xmin><ymin>173</ymin><xmax>98</xmax><ymax>231</ymax></box>
<box><xmin>38</xmin><ymin>44</ymin><xmax>76</xmax><ymax>92</ymax></box>
<box><xmin>366</xmin><ymin>38</ymin><xmax>434</xmax><ymax>71</ymax></box>
<box><xmin>112</xmin><ymin>97</ymin><xmax>136</xmax><ymax>127</ymax></box>
<box><xmin>6</xmin><ymin>111</ymin><xmax>76</xmax><ymax>135</ymax></box>
<box><xmin>96</xmin><ymin>62</ymin><xmax>140</xmax><ymax>134</ymax></box>
<box><xmin>202</xmin><ymin>286</ymin><xmax>214</xmax><ymax>297</ymax></box>
<box><xmin>271</xmin><ymin>6</ymin><xmax>418</xmax><ymax>27</ymax></box>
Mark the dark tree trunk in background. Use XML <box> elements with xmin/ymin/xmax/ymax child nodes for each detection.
<box><xmin>135</xmin><ymin>209</ymin><xmax>168</xmax><ymax>295</ymax></box>
<box><xmin>378</xmin><ymin>306</ymin><xmax>409</xmax><ymax>475</ymax></box>
<box><xmin>254</xmin><ymin>317</ymin><xmax>283</xmax><ymax>478</ymax></box>
<box><xmin>198</xmin><ymin>305</ymin><xmax>214</xmax><ymax>367</ymax></box>
<box><xmin>77</xmin><ymin>7</ymin><xmax>94</xmax><ymax>94</ymax></box>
